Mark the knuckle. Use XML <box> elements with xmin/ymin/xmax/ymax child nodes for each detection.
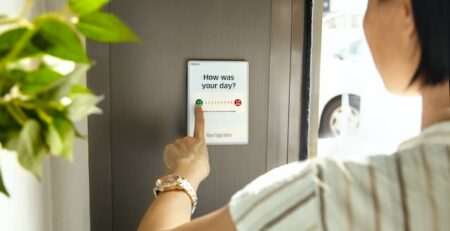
<box><xmin>165</xmin><ymin>144</ymin><xmax>174</xmax><ymax>150</ymax></box>
<box><xmin>184</xmin><ymin>136</ymin><xmax>194</xmax><ymax>142</ymax></box>
<box><xmin>194</xmin><ymin>139</ymin><xmax>204</xmax><ymax>146</ymax></box>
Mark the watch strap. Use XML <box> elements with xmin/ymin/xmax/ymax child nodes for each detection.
<box><xmin>153</xmin><ymin>175</ymin><xmax>198</xmax><ymax>214</ymax></box>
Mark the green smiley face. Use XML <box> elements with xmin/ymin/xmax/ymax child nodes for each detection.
<box><xmin>195</xmin><ymin>99</ymin><xmax>203</xmax><ymax>106</ymax></box>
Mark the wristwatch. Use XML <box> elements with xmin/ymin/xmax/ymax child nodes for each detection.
<box><xmin>153</xmin><ymin>174</ymin><xmax>198</xmax><ymax>214</ymax></box>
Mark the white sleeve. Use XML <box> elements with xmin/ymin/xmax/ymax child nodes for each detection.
<box><xmin>229</xmin><ymin>160</ymin><xmax>320</xmax><ymax>231</ymax></box>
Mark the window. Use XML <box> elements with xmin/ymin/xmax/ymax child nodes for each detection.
<box><xmin>316</xmin><ymin>0</ymin><xmax>422</xmax><ymax>158</ymax></box>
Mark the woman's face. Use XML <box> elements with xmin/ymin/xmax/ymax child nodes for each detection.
<box><xmin>363</xmin><ymin>0</ymin><xmax>422</xmax><ymax>94</ymax></box>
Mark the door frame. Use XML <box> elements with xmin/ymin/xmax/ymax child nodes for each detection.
<box><xmin>266</xmin><ymin>0</ymin><xmax>320</xmax><ymax>168</ymax></box>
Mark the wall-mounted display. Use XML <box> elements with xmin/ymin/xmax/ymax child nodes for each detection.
<box><xmin>187</xmin><ymin>60</ymin><xmax>249</xmax><ymax>145</ymax></box>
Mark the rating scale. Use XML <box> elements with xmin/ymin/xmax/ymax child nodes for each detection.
<box><xmin>196</xmin><ymin>99</ymin><xmax>242</xmax><ymax>106</ymax></box>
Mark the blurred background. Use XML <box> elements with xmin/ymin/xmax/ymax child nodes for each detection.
<box><xmin>317</xmin><ymin>0</ymin><xmax>422</xmax><ymax>158</ymax></box>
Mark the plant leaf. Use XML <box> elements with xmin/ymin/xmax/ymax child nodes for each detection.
<box><xmin>0</xmin><ymin>72</ymin><xmax>15</xmax><ymax>96</ymax></box>
<box><xmin>0</xmin><ymin>105</ymin><xmax>18</xmax><ymax>129</ymax></box>
<box><xmin>36</xmin><ymin>109</ymin><xmax>53</xmax><ymax>124</ymax></box>
<box><xmin>0</xmin><ymin>28</ymin><xmax>40</xmax><ymax>59</ymax></box>
<box><xmin>6</xmin><ymin>103</ymin><xmax>28</xmax><ymax>125</ymax></box>
<box><xmin>32</xmin><ymin>18</ymin><xmax>90</xmax><ymax>63</ymax></box>
<box><xmin>46</xmin><ymin>117</ymin><xmax>75</xmax><ymax>160</ymax></box>
<box><xmin>70</xmin><ymin>84</ymin><xmax>91</xmax><ymax>95</ymax></box>
<box><xmin>0</xmin><ymin>28</ymin><xmax>26</xmax><ymax>56</ymax></box>
<box><xmin>76</xmin><ymin>12</ymin><xmax>139</xmax><ymax>42</ymax></box>
<box><xmin>69</xmin><ymin>0</ymin><xmax>110</xmax><ymax>16</ymax></box>
<box><xmin>40</xmin><ymin>64</ymin><xmax>90</xmax><ymax>100</ymax></box>
<box><xmin>46</xmin><ymin>122</ymin><xmax>62</xmax><ymax>154</ymax></box>
<box><xmin>0</xmin><ymin>166</ymin><xmax>9</xmax><ymax>197</ymax></box>
<box><xmin>24</xmin><ymin>67</ymin><xmax>61</xmax><ymax>83</ymax></box>
<box><xmin>7</xmin><ymin>120</ymin><xmax>47</xmax><ymax>179</ymax></box>
<box><xmin>20</xmin><ymin>67</ymin><xmax>62</xmax><ymax>94</ymax></box>
<box><xmin>66</xmin><ymin>93</ymin><xmax>102</xmax><ymax>121</ymax></box>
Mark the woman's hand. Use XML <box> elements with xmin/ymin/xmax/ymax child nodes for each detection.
<box><xmin>163</xmin><ymin>106</ymin><xmax>210</xmax><ymax>190</ymax></box>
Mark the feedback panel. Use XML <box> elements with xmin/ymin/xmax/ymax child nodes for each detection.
<box><xmin>187</xmin><ymin>60</ymin><xmax>249</xmax><ymax>145</ymax></box>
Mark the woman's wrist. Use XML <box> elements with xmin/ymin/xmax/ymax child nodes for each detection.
<box><xmin>170</xmin><ymin>169</ymin><xmax>203</xmax><ymax>191</ymax></box>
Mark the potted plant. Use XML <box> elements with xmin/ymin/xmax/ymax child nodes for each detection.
<box><xmin>0</xmin><ymin>0</ymin><xmax>139</xmax><ymax>196</ymax></box>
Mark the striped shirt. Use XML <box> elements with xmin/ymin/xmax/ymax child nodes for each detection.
<box><xmin>229</xmin><ymin>121</ymin><xmax>450</xmax><ymax>231</ymax></box>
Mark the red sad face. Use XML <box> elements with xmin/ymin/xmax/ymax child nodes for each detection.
<box><xmin>234</xmin><ymin>99</ymin><xmax>242</xmax><ymax>106</ymax></box>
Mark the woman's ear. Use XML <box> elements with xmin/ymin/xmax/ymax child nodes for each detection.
<box><xmin>399</xmin><ymin>0</ymin><xmax>422</xmax><ymax>91</ymax></box>
<box><xmin>400</xmin><ymin>0</ymin><xmax>416</xmax><ymax>37</ymax></box>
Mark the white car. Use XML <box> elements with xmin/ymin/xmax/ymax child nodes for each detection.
<box><xmin>318</xmin><ymin>13</ymin><xmax>384</xmax><ymax>138</ymax></box>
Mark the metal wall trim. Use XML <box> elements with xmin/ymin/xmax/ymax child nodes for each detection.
<box><xmin>267</xmin><ymin>0</ymin><xmax>309</xmax><ymax>167</ymax></box>
<box><xmin>266</xmin><ymin>0</ymin><xmax>294</xmax><ymax>170</ymax></box>
<box><xmin>267</xmin><ymin>0</ymin><xmax>311</xmax><ymax>167</ymax></box>
<box><xmin>306</xmin><ymin>0</ymin><xmax>323</xmax><ymax>159</ymax></box>
<box><xmin>287</xmin><ymin>0</ymin><xmax>306</xmax><ymax>163</ymax></box>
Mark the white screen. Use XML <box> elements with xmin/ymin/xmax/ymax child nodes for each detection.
<box><xmin>187</xmin><ymin>60</ymin><xmax>249</xmax><ymax>145</ymax></box>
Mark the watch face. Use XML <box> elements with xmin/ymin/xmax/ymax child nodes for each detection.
<box><xmin>156</xmin><ymin>174</ymin><xmax>180</xmax><ymax>188</ymax></box>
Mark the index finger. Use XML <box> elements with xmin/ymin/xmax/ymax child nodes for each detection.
<box><xmin>194</xmin><ymin>105</ymin><xmax>205</xmax><ymax>140</ymax></box>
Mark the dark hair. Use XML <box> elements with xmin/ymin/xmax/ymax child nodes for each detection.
<box><xmin>410</xmin><ymin>0</ymin><xmax>449</xmax><ymax>86</ymax></box>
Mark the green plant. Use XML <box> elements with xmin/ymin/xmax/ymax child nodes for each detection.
<box><xmin>0</xmin><ymin>0</ymin><xmax>139</xmax><ymax>196</ymax></box>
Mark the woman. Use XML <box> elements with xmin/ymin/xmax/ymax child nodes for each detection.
<box><xmin>138</xmin><ymin>0</ymin><xmax>449</xmax><ymax>230</ymax></box>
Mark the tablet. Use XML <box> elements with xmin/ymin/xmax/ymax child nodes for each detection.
<box><xmin>187</xmin><ymin>60</ymin><xmax>249</xmax><ymax>145</ymax></box>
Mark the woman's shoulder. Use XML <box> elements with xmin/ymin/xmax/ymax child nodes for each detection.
<box><xmin>229</xmin><ymin>160</ymin><xmax>320</xmax><ymax>231</ymax></box>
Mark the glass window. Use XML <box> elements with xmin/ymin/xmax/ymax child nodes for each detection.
<box><xmin>317</xmin><ymin>0</ymin><xmax>422</xmax><ymax>158</ymax></box>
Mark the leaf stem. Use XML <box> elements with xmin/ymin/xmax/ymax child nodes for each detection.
<box><xmin>6</xmin><ymin>103</ymin><xmax>27</xmax><ymax>126</ymax></box>
<box><xmin>0</xmin><ymin>11</ymin><xmax>76</xmax><ymax>69</ymax></box>
<box><xmin>0</xmin><ymin>27</ymin><xmax>37</xmax><ymax>69</ymax></box>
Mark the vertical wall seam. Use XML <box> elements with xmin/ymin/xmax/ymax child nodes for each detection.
<box><xmin>106</xmin><ymin>3</ymin><xmax>114</xmax><ymax>231</ymax></box>
<box><xmin>109</xmin><ymin>43</ymin><xmax>114</xmax><ymax>231</ymax></box>
<box><xmin>266</xmin><ymin>0</ymin><xmax>293</xmax><ymax>170</ymax></box>
<box><xmin>286</xmin><ymin>0</ymin><xmax>294</xmax><ymax>164</ymax></box>
<box><xmin>265</xmin><ymin>0</ymin><xmax>274</xmax><ymax>172</ymax></box>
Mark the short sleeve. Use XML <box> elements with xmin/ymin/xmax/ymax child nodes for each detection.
<box><xmin>229</xmin><ymin>160</ymin><xmax>320</xmax><ymax>231</ymax></box>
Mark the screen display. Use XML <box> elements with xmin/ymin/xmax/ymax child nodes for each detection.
<box><xmin>187</xmin><ymin>60</ymin><xmax>249</xmax><ymax>145</ymax></box>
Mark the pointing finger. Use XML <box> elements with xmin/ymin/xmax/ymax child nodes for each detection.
<box><xmin>194</xmin><ymin>105</ymin><xmax>205</xmax><ymax>141</ymax></box>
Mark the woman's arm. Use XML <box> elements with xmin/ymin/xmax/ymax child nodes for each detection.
<box><xmin>137</xmin><ymin>106</ymin><xmax>237</xmax><ymax>231</ymax></box>
<box><xmin>139</xmin><ymin>201</ymin><xmax>236</xmax><ymax>231</ymax></box>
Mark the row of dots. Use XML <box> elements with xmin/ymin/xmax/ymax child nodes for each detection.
<box><xmin>203</xmin><ymin>101</ymin><xmax>235</xmax><ymax>105</ymax></box>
